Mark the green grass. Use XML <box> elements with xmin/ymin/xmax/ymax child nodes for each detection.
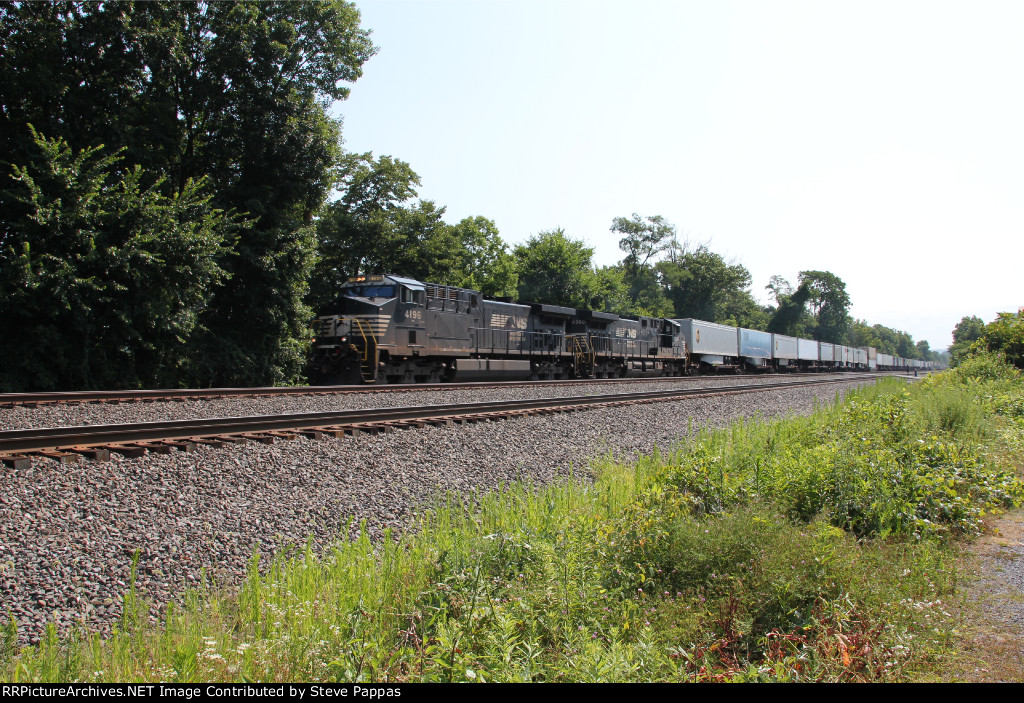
<box><xmin>4</xmin><ymin>366</ymin><xmax>1024</xmax><ymax>682</ymax></box>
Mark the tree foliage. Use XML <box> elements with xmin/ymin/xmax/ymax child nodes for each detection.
<box><xmin>765</xmin><ymin>275</ymin><xmax>794</xmax><ymax>305</ymax></box>
<box><xmin>605</xmin><ymin>214</ymin><xmax>671</xmax><ymax>317</ymax></box>
<box><xmin>309</xmin><ymin>152</ymin><xmax>518</xmax><ymax>308</ymax></box>
<box><xmin>767</xmin><ymin>283</ymin><xmax>814</xmax><ymax>337</ymax></box>
<box><xmin>949</xmin><ymin>315</ymin><xmax>986</xmax><ymax>366</ymax></box>
<box><xmin>0</xmin><ymin>130</ymin><xmax>240</xmax><ymax>391</ymax></box>
<box><xmin>612</xmin><ymin>214</ymin><xmax>674</xmax><ymax>271</ymax></box>
<box><xmin>513</xmin><ymin>229</ymin><xmax>601</xmax><ymax>309</ymax></box>
<box><xmin>798</xmin><ymin>270</ymin><xmax>851</xmax><ymax>343</ymax></box>
<box><xmin>657</xmin><ymin>241</ymin><xmax>758</xmax><ymax>324</ymax></box>
<box><xmin>309</xmin><ymin>152</ymin><xmax>420</xmax><ymax>308</ymax></box>
<box><xmin>846</xmin><ymin>319</ymin><xmax>924</xmax><ymax>359</ymax></box>
<box><xmin>0</xmin><ymin>1</ymin><xmax>376</xmax><ymax>387</ymax></box>
<box><xmin>976</xmin><ymin>311</ymin><xmax>1024</xmax><ymax>369</ymax></box>
<box><xmin>447</xmin><ymin>216</ymin><xmax>519</xmax><ymax>298</ymax></box>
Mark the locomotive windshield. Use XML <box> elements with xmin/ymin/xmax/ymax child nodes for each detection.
<box><xmin>344</xmin><ymin>285</ymin><xmax>396</xmax><ymax>298</ymax></box>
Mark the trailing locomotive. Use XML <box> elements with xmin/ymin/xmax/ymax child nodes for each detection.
<box><xmin>309</xmin><ymin>274</ymin><xmax>935</xmax><ymax>385</ymax></box>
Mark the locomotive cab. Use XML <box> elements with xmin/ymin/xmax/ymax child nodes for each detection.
<box><xmin>310</xmin><ymin>274</ymin><xmax>426</xmax><ymax>384</ymax></box>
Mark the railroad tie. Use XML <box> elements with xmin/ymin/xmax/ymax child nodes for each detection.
<box><xmin>104</xmin><ymin>444</ymin><xmax>148</xmax><ymax>458</ymax></box>
<box><xmin>263</xmin><ymin>430</ymin><xmax>299</xmax><ymax>441</ymax></box>
<box><xmin>314</xmin><ymin>426</ymin><xmax>351</xmax><ymax>437</ymax></box>
<box><xmin>156</xmin><ymin>439</ymin><xmax>196</xmax><ymax>452</ymax></box>
<box><xmin>193</xmin><ymin>438</ymin><xmax>229</xmax><ymax>448</ymax></box>
<box><xmin>238</xmin><ymin>434</ymin><xmax>275</xmax><ymax>445</ymax></box>
<box><xmin>322</xmin><ymin>424</ymin><xmax>365</xmax><ymax>436</ymax></box>
<box><xmin>128</xmin><ymin>441</ymin><xmax>175</xmax><ymax>455</ymax></box>
<box><xmin>34</xmin><ymin>450</ymin><xmax>81</xmax><ymax>464</ymax></box>
<box><xmin>212</xmin><ymin>436</ymin><xmax>249</xmax><ymax>445</ymax></box>
<box><xmin>66</xmin><ymin>447</ymin><xmax>111</xmax><ymax>461</ymax></box>
<box><xmin>390</xmin><ymin>420</ymin><xmax>426</xmax><ymax>429</ymax></box>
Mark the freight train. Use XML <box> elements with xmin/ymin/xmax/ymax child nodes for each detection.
<box><xmin>308</xmin><ymin>274</ymin><xmax>934</xmax><ymax>384</ymax></box>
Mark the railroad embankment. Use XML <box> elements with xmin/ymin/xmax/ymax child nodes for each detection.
<box><xmin>2</xmin><ymin>357</ymin><xmax>1022</xmax><ymax>682</ymax></box>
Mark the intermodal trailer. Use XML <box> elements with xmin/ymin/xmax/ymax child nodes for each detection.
<box><xmin>674</xmin><ymin>319</ymin><xmax>738</xmax><ymax>367</ymax></box>
<box><xmin>772</xmin><ymin>334</ymin><xmax>799</xmax><ymax>367</ymax></box>
<box><xmin>797</xmin><ymin>337</ymin><xmax>818</xmax><ymax>369</ymax></box>
<box><xmin>819</xmin><ymin>342</ymin><xmax>836</xmax><ymax>368</ymax></box>
<box><xmin>739</xmin><ymin>328</ymin><xmax>772</xmax><ymax>368</ymax></box>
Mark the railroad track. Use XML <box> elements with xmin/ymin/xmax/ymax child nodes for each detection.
<box><xmin>0</xmin><ymin>376</ymin><xmax>893</xmax><ymax>468</ymax></box>
<box><xmin>0</xmin><ymin>371</ymin><xmax>903</xmax><ymax>408</ymax></box>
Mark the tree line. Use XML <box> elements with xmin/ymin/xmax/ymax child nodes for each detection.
<box><xmin>948</xmin><ymin>312</ymin><xmax>1024</xmax><ymax>369</ymax></box>
<box><xmin>0</xmin><ymin>2</ymin><xmax>939</xmax><ymax>392</ymax></box>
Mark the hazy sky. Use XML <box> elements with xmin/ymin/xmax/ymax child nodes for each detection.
<box><xmin>333</xmin><ymin>0</ymin><xmax>1024</xmax><ymax>351</ymax></box>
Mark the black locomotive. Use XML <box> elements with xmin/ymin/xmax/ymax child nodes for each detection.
<box><xmin>309</xmin><ymin>274</ymin><xmax>689</xmax><ymax>384</ymax></box>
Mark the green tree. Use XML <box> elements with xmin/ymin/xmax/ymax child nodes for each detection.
<box><xmin>0</xmin><ymin>130</ymin><xmax>239</xmax><ymax>391</ymax></box>
<box><xmin>309</xmin><ymin>152</ymin><xmax>421</xmax><ymax>308</ymax></box>
<box><xmin>513</xmin><ymin>229</ymin><xmax>600</xmax><ymax>308</ymax></box>
<box><xmin>870</xmin><ymin>323</ymin><xmax>903</xmax><ymax>356</ymax></box>
<box><xmin>448</xmin><ymin>216</ymin><xmax>519</xmax><ymax>297</ymax></box>
<box><xmin>978</xmin><ymin>311</ymin><xmax>1024</xmax><ymax>369</ymax></box>
<box><xmin>949</xmin><ymin>315</ymin><xmax>985</xmax><ymax>366</ymax></box>
<box><xmin>310</xmin><ymin>152</ymin><xmax>517</xmax><ymax>306</ymax></box>
<box><xmin>798</xmin><ymin>270</ymin><xmax>851</xmax><ymax>343</ymax></box>
<box><xmin>849</xmin><ymin>319</ymin><xmax>882</xmax><ymax>349</ymax></box>
<box><xmin>894</xmin><ymin>330</ymin><xmax>918</xmax><ymax>359</ymax></box>
<box><xmin>657</xmin><ymin>241</ymin><xmax>756</xmax><ymax>324</ymax></box>
<box><xmin>612</xmin><ymin>214</ymin><xmax>674</xmax><ymax>270</ymax></box>
<box><xmin>767</xmin><ymin>282</ymin><xmax>814</xmax><ymax>337</ymax></box>
<box><xmin>610</xmin><ymin>213</ymin><xmax>674</xmax><ymax>315</ymax></box>
<box><xmin>590</xmin><ymin>265</ymin><xmax>633</xmax><ymax>315</ymax></box>
<box><xmin>723</xmin><ymin>292</ymin><xmax>773</xmax><ymax>331</ymax></box>
<box><xmin>381</xmin><ymin>200</ymin><xmax>464</xmax><ymax>284</ymax></box>
<box><xmin>765</xmin><ymin>275</ymin><xmax>794</xmax><ymax>305</ymax></box>
<box><xmin>580</xmin><ymin>264</ymin><xmax>673</xmax><ymax>317</ymax></box>
<box><xmin>1</xmin><ymin>1</ymin><xmax>377</xmax><ymax>386</ymax></box>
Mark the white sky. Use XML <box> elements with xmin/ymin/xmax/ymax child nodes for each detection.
<box><xmin>333</xmin><ymin>0</ymin><xmax>1024</xmax><ymax>351</ymax></box>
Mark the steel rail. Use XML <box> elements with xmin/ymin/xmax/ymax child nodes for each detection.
<box><xmin>0</xmin><ymin>371</ymin><xmax>903</xmax><ymax>408</ymax></box>
<box><xmin>0</xmin><ymin>376</ymin><xmax>882</xmax><ymax>457</ymax></box>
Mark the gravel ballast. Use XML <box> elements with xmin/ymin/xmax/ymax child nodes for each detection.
<box><xmin>1</xmin><ymin>374</ymin><xmax>872</xmax><ymax>431</ymax></box>
<box><xmin>0</xmin><ymin>378</ymin><xmax>879</xmax><ymax>644</ymax></box>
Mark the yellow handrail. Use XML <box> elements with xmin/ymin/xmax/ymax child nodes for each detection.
<box><xmin>569</xmin><ymin>335</ymin><xmax>594</xmax><ymax>378</ymax></box>
<box><xmin>350</xmin><ymin>317</ymin><xmax>378</xmax><ymax>383</ymax></box>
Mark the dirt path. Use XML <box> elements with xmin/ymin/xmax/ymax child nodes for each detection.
<box><xmin>947</xmin><ymin>510</ymin><xmax>1024</xmax><ymax>681</ymax></box>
